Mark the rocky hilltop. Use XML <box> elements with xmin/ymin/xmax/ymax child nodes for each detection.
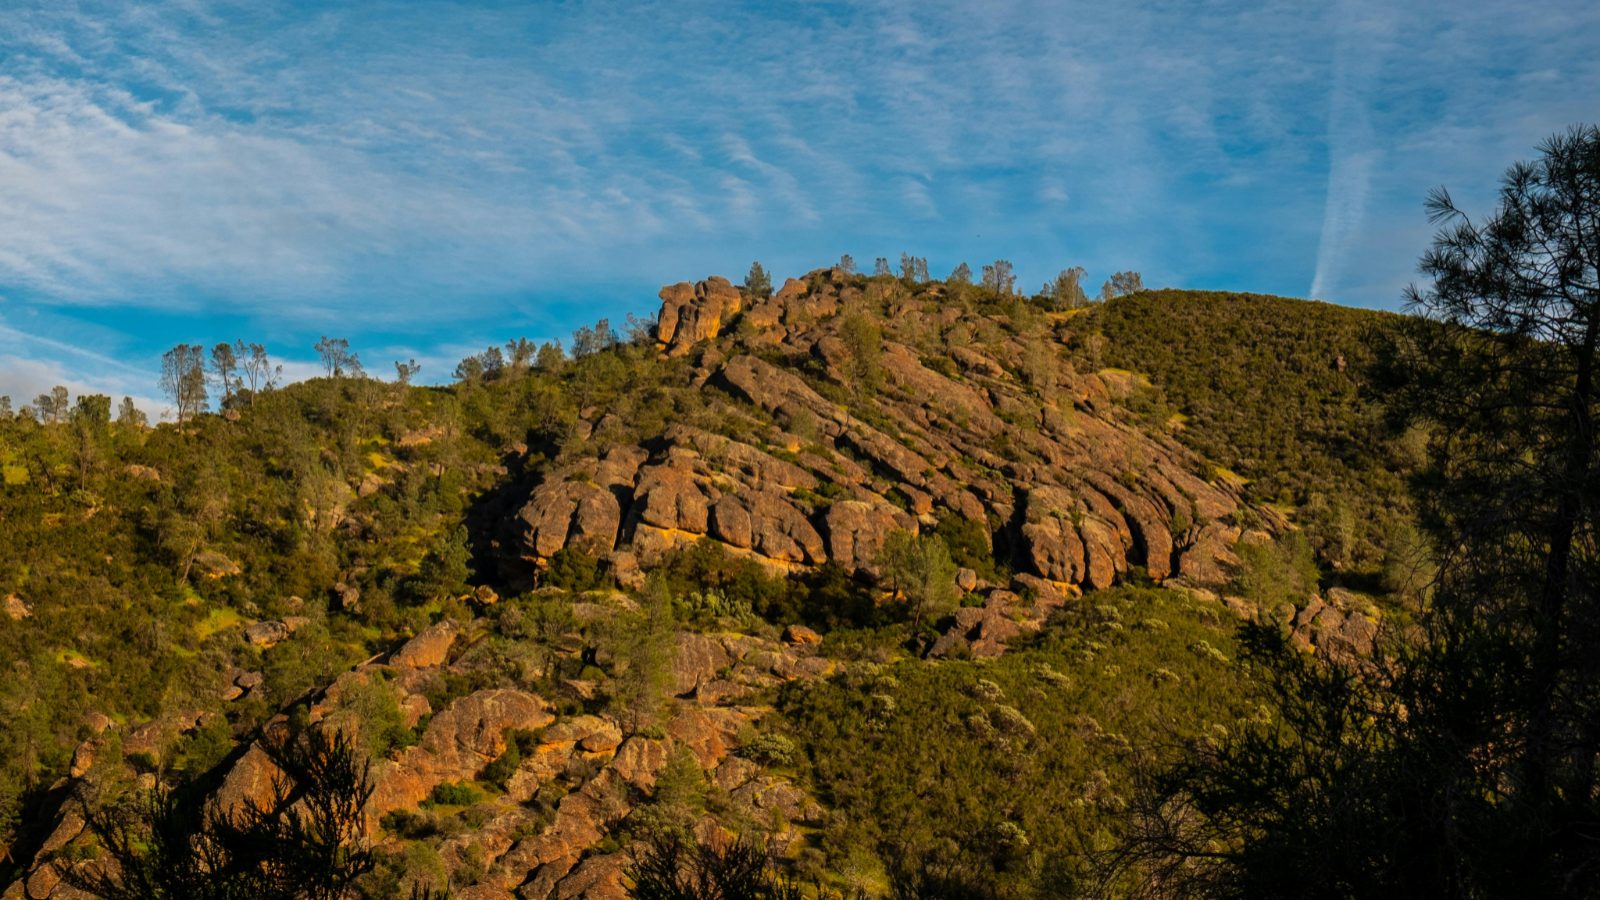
<box><xmin>498</xmin><ymin>268</ymin><xmax>1253</xmax><ymax>608</ymax></box>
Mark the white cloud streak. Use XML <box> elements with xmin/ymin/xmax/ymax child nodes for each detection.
<box><xmin>1310</xmin><ymin>0</ymin><xmax>1394</xmax><ymax>300</ymax></box>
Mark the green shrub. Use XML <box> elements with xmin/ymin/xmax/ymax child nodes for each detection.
<box><xmin>545</xmin><ymin>547</ymin><xmax>606</xmax><ymax>591</ymax></box>
<box><xmin>932</xmin><ymin>513</ymin><xmax>1002</xmax><ymax>580</ymax></box>
<box><xmin>428</xmin><ymin>781</ymin><xmax>482</xmax><ymax>807</ymax></box>
<box><xmin>738</xmin><ymin>732</ymin><xmax>798</xmax><ymax>768</ymax></box>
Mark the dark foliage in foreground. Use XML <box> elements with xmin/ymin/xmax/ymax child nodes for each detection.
<box><xmin>625</xmin><ymin>830</ymin><xmax>803</xmax><ymax>900</ymax></box>
<box><xmin>1121</xmin><ymin>124</ymin><xmax>1600</xmax><ymax>898</ymax></box>
<box><xmin>71</xmin><ymin>728</ymin><xmax>374</xmax><ymax>900</ymax></box>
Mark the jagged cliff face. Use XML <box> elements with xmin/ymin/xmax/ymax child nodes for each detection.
<box><xmin>506</xmin><ymin>267</ymin><xmax>1251</xmax><ymax>599</ymax></box>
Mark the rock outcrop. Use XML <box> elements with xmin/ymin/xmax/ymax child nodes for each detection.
<box><xmin>517</xmin><ymin>479</ymin><xmax>622</xmax><ymax>559</ymax></box>
<box><xmin>502</xmin><ymin>267</ymin><xmax>1258</xmax><ymax>595</ymax></box>
<box><xmin>370</xmin><ymin>688</ymin><xmax>554</xmax><ymax>817</ymax></box>
<box><xmin>656</xmin><ymin>277</ymin><xmax>744</xmax><ymax>356</ymax></box>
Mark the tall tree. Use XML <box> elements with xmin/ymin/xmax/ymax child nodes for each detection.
<box><xmin>744</xmin><ymin>261</ymin><xmax>773</xmax><ymax>300</ymax></box>
<box><xmin>454</xmin><ymin>346</ymin><xmax>504</xmax><ymax>381</ymax></box>
<box><xmin>606</xmin><ymin>580</ymin><xmax>677</xmax><ymax>733</ymax></box>
<box><xmin>314</xmin><ymin>337</ymin><xmax>362</xmax><ymax>378</ymax></box>
<box><xmin>571</xmin><ymin>319</ymin><xmax>618</xmax><ymax>358</ymax></box>
<box><xmin>116</xmin><ymin>396</ymin><xmax>148</xmax><ymax>429</ymax></box>
<box><xmin>876</xmin><ymin>530</ymin><xmax>959</xmax><ymax>637</ymax></box>
<box><xmin>625</xmin><ymin>312</ymin><xmax>659</xmax><ymax>345</ymax></box>
<box><xmin>839</xmin><ymin>253</ymin><xmax>856</xmax><ymax>275</ymax></box>
<box><xmin>393</xmin><ymin>359</ymin><xmax>421</xmax><ymax>385</ymax></box>
<box><xmin>949</xmin><ymin>262</ymin><xmax>973</xmax><ymax>286</ymax></box>
<box><xmin>73</xmin><ymin>727</ymin><xmax>375</xmax><ymax>900</ymax></box>
<box><xmin>210</xmin><ymin>342</ymin><xmax>238</xmax><ymax>407</ymax></box>
<box><xmin>535</xmin><ymin>340</ymin><xmax>566</xmax><ymax>372</ymax></box>
<box><xmin>838</xmin><ymin>306</ymin><xmax>883</xmax><ymax>392</ymax></box>
<box><xmin>980</xmin><ymin>260</ymin><xmax>1016</xmax><ymax>296</ymax></box>
<box><xmin>874</xmin><ymin>256</ymin><xmax>891</xmax><ymax>277</ymax></box>
<box><xmin>236</xmin><ymin>341</ymin><xmax>282</xmax><ymax>404</ymax></box>
<box><xmin>39</xmin><ymin>385</ymin><xmax>70</xmax><ymax>423</ymax></box>
<box><xmin>505</xmin><ymin>337</ymin><xmax>537</xmax><ymax>369</ymax></box>
<box><xmin>160</xmin><ymin>345</ymin><xmax>208</xmax><ymax>429</ymax></box>
<box><xmin>899</xmin><ymin>252</ymin><xmax>930</xmax><ymax>282</ymax></box>
<box><xmin>70</xmin><ymin>394</ymin><xmax>111</xmax><ymax>489</ymax></box>
<box><xmin>1383</xmin><ymin>123</ymin><xmax>1600</xmax><ymax>891</ymax></box>
<box><xmin>32</xmin><ymin>387</ymin><xmax>66</xmax><ymax>424</ymax></box>
<box><xmin>1046</xmin><ymin>266</ymin><xmax>1089</xmax><ymax>309</ymax></box>
<box><xmin>1100</xmin><ymin>270</ymin><xmax>1144</xmax><ymax>299</ymax></box>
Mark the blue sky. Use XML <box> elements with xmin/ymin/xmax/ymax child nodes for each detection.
<box><xmin>1</xmin><ymin>0</ymin><xmax>1597</xmax><ymax>416</ymax></box>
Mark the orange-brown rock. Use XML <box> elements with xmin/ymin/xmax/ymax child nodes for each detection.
<box><xmin>656</xmin><ymin>277</ymin><xmax>743</xmax><ymax>356</ymax></box>
<box><xmin>709</xmin><ymin>490</ymin><xmax>825</xmax><ymax>564</ymax></box>
<box><xmin>1290</xmin><ymin>589</ymin><xmax>1379</xmax><ymax>663</ymax></box>
<box><xmin>782</xmin><ymin>624</ymin><xmax>822</xmax><ymax>646</ymax></box>
<box><xmin>629</xmin><ymin>462</ymin><xmax>710</xmax><ymax>534</ymax></box>
<box><xmin>370</xmin><ymin>689</ymin><xmax>553</xmax><ymax>818</ymax></box>
<box><xmin>1176</xmin><ymin>522</ymin><xmax>1243</xmax><ymax>584</ymax></box>
<box><xmin>540</xmin><ymin>715</ymin><xmax>623</xmax><ymax>755</ymax></box>
<box><xmin>518</xmin><ymin>479</ymin><xmax>621</xmax><ymax>559</ymax></box>
<box><xmin>665</xmin><ymin>706</ymin><xmax>751</xmax><ymax>769</ymax></box>
<box><xmin>504</xmin><ymin>273</ymin><xmax>1258</xmax><ymax>597</ymax></box>
<box><xmin>823</xmin><ymin>500</ymin><xmax>911</xmax><ymax>571</ymax></box>
<box><xmin>552</xmin><ymin>853</ymin><xmax>628</xmax><ymax>899</ymax></box>
<box><xmin>609</xmin><ymin>735</ymin><xmax>672</xmax><ymax>790</ymax></box>
<box><xmin>1019</xmin><ymin>486</ymin><xmax>1089</xmax><ymax>584</ymax></box>
<box><xmin>213</xmin><ymin>744</ymin><xmax>283</xmax><ymax>822</ymax></box>
<box><xmin>68</xmin><ymin>741</ymin><xmax>95</xmax><ymax>779</ymax></box>
<box><xmin>389</xmin><ymin>618</ymin><xmax>460</xmax><ymax>670</ymax></box>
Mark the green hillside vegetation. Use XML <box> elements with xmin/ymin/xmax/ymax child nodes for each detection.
<box><xmin>0</xmin><ymin>342</ymin><xmax>690</xmax><ymax>855</ymax></box>
<box><xmin>778</xmin><ymin>584</ymin><xmax>1253</xmax><ymax>897</ymax></box>
<box><xmin>0</xmin><ymin>272</ymin><xmax>1397</xmax><ymax>896</ymax></box>
<box><xmin>1083</xmin><ymin>290</ymin><xmax>1416</xmax><ymax>573</ymax></box>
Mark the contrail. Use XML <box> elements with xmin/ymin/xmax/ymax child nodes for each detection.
<box><xmin>1310</xmin><ymin>0</ymin><xmax>1391</xmax><ymax>301</ymax></box>
<box><xmin>0</xmin><ymin>318</ymin><xmax>157</xmax><ymax>379</ymax></box>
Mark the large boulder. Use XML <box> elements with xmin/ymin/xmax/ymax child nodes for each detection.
<box><xmin>715</xmin><ymin>356</ymin><xmax>846</xmax><ymax>435</ymax></box>
<box><xmin>709</xmin><ymin>491</ymin><xmax>825</xmax><ymax>565</ymax></box>
<box><xmin>656</xmin><ymin>277</ymin><xmax>744</xmax><ymax>356</ymax></box>
<box><xmin>1018</xmin><ymin>486</ymin><xmax>1088</xmax><ymax>584</ymax></box>
<box><xmin>629</xmin><ymin>463</ymin><xmax>711</xmax><ymax>535</ymax></box>
<box><xmin>1175</xmin><ymin>522</ymin><xmax>1243</xmax><ymax>585</ymax></box>
<box><xmin>3</xmin><ymin>593</ymin><xmax>31</xmax><ymax>620</ymax></box>
<box><xmin>389</xmin><ymin>619</ymin><xmax>460</xmax><ymax>670</ymax></box>
<box><xmin>213</xmin><ymin>744</ymin><xmax>282</xmax><ymax>822</ymax></box>
<box><xmin>823</xmin><ymin>501</ymin><xmax>912</xmax><ymax>571</ymax></box>
<box><xmin>518</xmin><ymin>480</ymin><xmax>622</xmax><ymax>559</ymax></box>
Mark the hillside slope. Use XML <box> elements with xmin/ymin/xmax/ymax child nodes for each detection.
<box><xmin>1089</xmin><ymin>290</ymin><xmax>1411</xmax><ymax>571</ymax></box>
<box><xmin>1</xmin><ymin>273</ymin><xmax>1402</xmax><ymax>898</ymax></box>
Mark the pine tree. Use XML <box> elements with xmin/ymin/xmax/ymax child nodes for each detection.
<box><xmin>744</xmin><ymin>261</ymin><xmax>773</xmax><ymax>300</ymax></box>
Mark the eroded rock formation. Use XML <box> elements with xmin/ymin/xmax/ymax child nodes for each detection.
<box><xmin>507</xmin><ymin>267</ymin><xmax>1257</xmax><ymax>595</ymax></box>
